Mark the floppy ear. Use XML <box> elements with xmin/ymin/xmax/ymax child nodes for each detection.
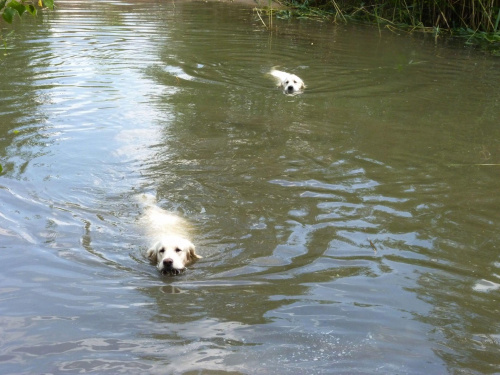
<box><xmin>188</xmin><ymin>246</ymin><xmax>202</xmax><ymax>261</ymax></box>
<box><xmin>146</xmin><ymin>244</ymin><xmax>158</xmax><ymax>262</ymax></box>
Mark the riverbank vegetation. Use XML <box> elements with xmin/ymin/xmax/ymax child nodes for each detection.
<box><xmin>263</xmin><ymin>0</ymin><xmax>500</xmax><ymax>47</ymax></box>
<box><xmin>1</xmin><ymin>0</ymin><xmax>53</xmax><ymax>23</ymax></box>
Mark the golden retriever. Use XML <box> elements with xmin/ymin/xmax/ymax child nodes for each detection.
<box><xmin>137</xmin><ymin>194</ymin><xmax>201</xmax><ymax>275</ymax></box>
<box><xmin>269</xmin><ymin>69</ymin><xmax>305</xmax><ymax>94</ymax></box>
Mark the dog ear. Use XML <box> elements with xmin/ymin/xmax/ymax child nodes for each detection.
<box><xmin>146</xmin><ymin>244</ymin><xmax>158</xmax><ymax>262</ymax></box>
<box><xmin>188</xmin><ymin>246</ymin><xmax>202</xmax><ymax>261</ymax></box>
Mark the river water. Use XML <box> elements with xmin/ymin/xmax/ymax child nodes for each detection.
<box><xmin>1</xmin><ymin>1</ymin><xmax>499</xmax><ymax>374</ymax></box>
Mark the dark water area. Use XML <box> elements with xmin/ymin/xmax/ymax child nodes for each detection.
<box><xmin>1</xmin><ymin>1</ymin><xmax>499</xmax><ymax>374</ymax></box>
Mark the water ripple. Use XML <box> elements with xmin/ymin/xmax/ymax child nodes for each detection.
<box><xmin>1</xmin><ymin>1</ymin><xmax>499</xmax><ymax>374</ymax></box>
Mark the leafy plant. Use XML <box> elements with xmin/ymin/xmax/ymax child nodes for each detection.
<box><xmin>1</xmin><ymin>0</ymin><xmax>53</xmax><ymax>23</ymax></box>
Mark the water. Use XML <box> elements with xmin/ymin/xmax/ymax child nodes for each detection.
<box><xmin>1</xmin><ymin>1</ymin><xmax>499</xmax><ymax>374</ymax></box>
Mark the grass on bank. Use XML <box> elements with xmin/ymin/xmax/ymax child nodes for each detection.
<box><xmin>256</xmin><ymin>0</ymin><xmax>500</xmax><ymax>50</ymax></box>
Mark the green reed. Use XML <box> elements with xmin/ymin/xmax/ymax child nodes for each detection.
<box><xmin>275</xmin><ymin>0</ymin><xmax>500</xmax><ymax>35</ymax></box>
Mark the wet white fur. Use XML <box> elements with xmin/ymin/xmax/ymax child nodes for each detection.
<box><xmin>137</xmin><ymin>194</ymin><xmax>201</xmax><ymax>275</ymax></box>
<box><xmin>269</xmin><ymin>69</ymin><xmax>305</xmax><ymax>94</ymax></box>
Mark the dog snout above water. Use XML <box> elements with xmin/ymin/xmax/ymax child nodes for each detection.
<box><xmin>147</xmin><ymin>235</ymin><xmax>200</xmax><ymax>275</ymax></box>
<box><xmin>162</xmin><ymin>257</ymin><xmax>178</xmax><ymax>274</ymax></box>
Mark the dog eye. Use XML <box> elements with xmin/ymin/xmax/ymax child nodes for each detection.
<box><xmin>159</xmin><ymin>248</ymin><xmax>165</xmax><ymax>253</ymax></box>
<box><xmin>175</xmin><ymin>248</ymin><xmax>181</xmax><ymax>253</ymax></box>
<box><xmin>293</xmin><ymin>80</ymin><xmax>297</xmax><ymax>83</ymax></box>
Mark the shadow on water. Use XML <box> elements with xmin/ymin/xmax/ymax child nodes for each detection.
<box><xmin>0</xmin><ymin>0</ymin><xmax>499</xmax><ymax>374</ymax></box>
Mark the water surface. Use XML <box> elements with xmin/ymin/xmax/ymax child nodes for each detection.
<box><xmin>1</xmin><ymin>1</ymin><xmax>499</xmax><ymax>374</ymax></box>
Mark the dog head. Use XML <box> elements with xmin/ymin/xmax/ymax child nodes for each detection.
<box><xmin>147</xmin><ymin>235</ymin><xmax>201</xmax><ymax>275</ymax></box>
<box><xmin>282</xmin><ymin>74</ymin><xmax>305</xmax><ymax>94</ymax></box>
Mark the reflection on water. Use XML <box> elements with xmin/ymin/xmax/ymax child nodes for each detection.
<box><xmin>1</xmin><ymin>0</ymin><xmax>499</xmax><ymax>374</ymax></box>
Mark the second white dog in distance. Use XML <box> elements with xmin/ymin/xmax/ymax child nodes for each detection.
<box><xmin>269</xmin><ymin>69</ymin><xmax>305</xmax><ymax>95</ymax></box>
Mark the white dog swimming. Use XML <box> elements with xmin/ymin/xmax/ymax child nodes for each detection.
<box><xmin>137</xmin><ymin>194</ymin><xmax>201</xmax><ymax>275</ymax></box>
<box><xmin>269</xmin><ymin>69</ymin><xmax>305</xmax><ymax>94</ymax></box>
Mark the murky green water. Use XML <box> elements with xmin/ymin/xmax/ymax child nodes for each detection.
<box><xmin>1</xmin><ymin>1</ymin><xmax>499</xmax><ymax>374</ymax></box>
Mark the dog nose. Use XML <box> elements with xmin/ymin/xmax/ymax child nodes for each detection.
<box><xmin>163</xmin><ymin>258</ymin><xmax>173</xmax><ymax>267</ymax></box>
<box><xmin>287</xmin><ymin>86</ymin><xmax>294</xmax><ymax>92</ymax></box>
